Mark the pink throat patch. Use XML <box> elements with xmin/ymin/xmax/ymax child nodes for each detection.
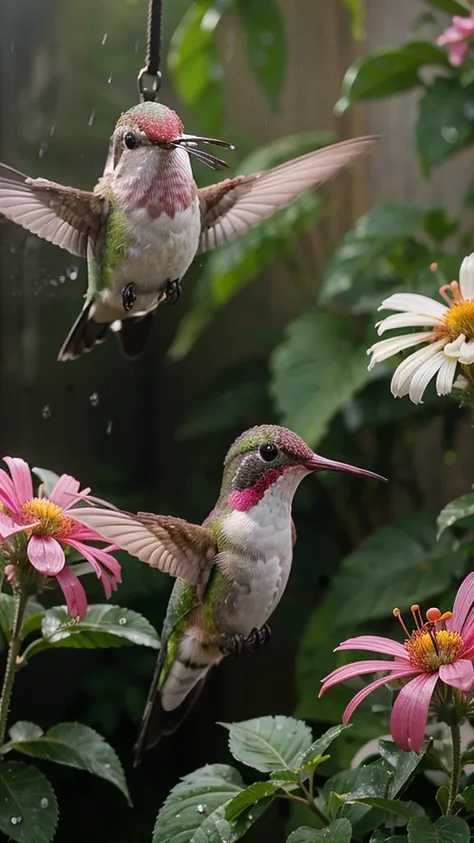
<box><xmin>228</xmin><ymin>466</ymin><xmax>292</xmax><ymax>511</ymax></box>
<box><xmin>128</xmin><ymin>155</ymin><xmax>197</xmax><ymax>219</ymax></box>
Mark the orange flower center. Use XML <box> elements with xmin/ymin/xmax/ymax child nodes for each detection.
<box><xmin>21</xmin><ymin>499</ymin><xmax>73</xmax><ymax>537</ymax></box>
<box><xmin>432</xmin><ymin>280</ymin><xmax>474</xmax><ymax>343</ymax></box>
<box><xmin>394</xmin><ymin>604</ymin><xmax>463</xmax><ymax>672</ymax></box>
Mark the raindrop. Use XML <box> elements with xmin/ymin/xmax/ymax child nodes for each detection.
<box><xmin>106</xmin><ymin>420</ymin><xmax>113</xmax><ymax>435</ymax></box>
<box><xmin>175</xmin><ymin>814</ymin><xmax>181</xmax><ymax>819</ymax></box>
<box><xmin>66</xmin><ymin>265</ymin><xmax>78</xmax><ymax>281</ymax></box>
<box><xmin>441</xmin><ymin>125</ymin><xmax>459</xmax><ymax>144</ymax></box>
<box><xmin>197</xmin><ymin>804</ymin><xmax>206</xmax><ymax>814</ymax></box>
<box><xmin>42</xmin><ymin>405</ymin><xmax>51</xmax><ymax>420</ymax></box>
<box><xmin>101</xmin><ymin>33</ymin><xmax>108</xmax><ymax>45</ymax></box>
<box><xmin>248</xmin><ymin>813</ymin><xmax>253</xmax><ymax>821</ymax></box>
<box><xmin>107</xmin><ymin>73</ymin><xmax>113</xmax><ymax>84</ymax></box>
<box><xmin>10</xmin><ymin>817</ymin><xmax>22</xmax><ymax>825</ymax></box>
<box><xmin>58</xmin><ymin>275</ymin><xmax>66</xmax><ymax>283</ymax></box>
<box><xmin>40</xmin><ymin>798</ymin><xmax>49</xmax><ymax>809</ymax></box>
<box><xmin>49</xmin><ymin>122</ymin><xmax>56</xmax><ymax>136</ymax></box>
<box><xmin>104</xmin><ymin>763</ymin><xmax>111</xmax><ymax>769</ymax></box>
<box><xmin>89</xmin><ymin>392</ymin><xmax>99</xmax><ymax>407</ymax></box>
<box><xmin>38</xmin><ymin>141</ymin><xmax>48</xmax><ymax>158</ymax></box>
<box><xmin>119</xmin><ymin>617</ymin><xmax>127</xmax><ymax>625</ymax></box>
<box><xmin>50</xmin><ymin>278</ymin><xmax>58</xmax><ymax>287</ymax></box>
<box><xmin>88</xmin><ymin>109</ymin><xmax>96</xmax><ymax>127</ymax></box>
<box><xmin>134</xmin><ymin>40</ymin><xmax>140</xmax><ymax>53</ymax></box>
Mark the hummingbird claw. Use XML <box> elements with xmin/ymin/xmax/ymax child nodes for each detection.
<box><xmin>218</xmin><ymin>624</ymin><xmax>271</xmax><ymax>659</ymax></box>
<box><xmin>165</xmin><ymin>279</ymin><xmax>182</xmax><ymax>306</ymax></box>
<box><xmin>122</xmin><ymin>282</ymin><xmax>137</xmax><ymax>312</ymax></box>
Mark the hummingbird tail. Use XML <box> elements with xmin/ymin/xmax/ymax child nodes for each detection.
<box><xmin>57</xmin><ymin>300</ymin><xmax>110</xmax><ymax>362</ymax></box>
<box><xmin>115</xmin><ymin>312</ymin><xmax>154</xmax><ymax>359</ymax></box>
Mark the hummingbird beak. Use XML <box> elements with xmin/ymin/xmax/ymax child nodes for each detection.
<box><xmin>305</xmin><ymin>453</ymin><xmax>387</xmax><ymax>483</ymax></box>
<box><xmin>170</xmin><ymin>134</ymin><xmax>235</xmax><ymax>171</ymax></box>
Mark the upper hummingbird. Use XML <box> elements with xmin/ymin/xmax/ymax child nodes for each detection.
<box><xmin>0</xmin><ymin>102</ymin><xmax>378</xmax><ymax>361</ymax></box>
<box><xmin>72</xmin><ymin>424</ymin><xmax>386</xmax><ymax>764</ymax></box>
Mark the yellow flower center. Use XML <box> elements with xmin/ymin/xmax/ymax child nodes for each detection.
<box><xmin>404</xmin><ymin>628</ymin><xmax>464</xmax><ymax>671</ymax></box>
<box><xmin>442</xmin><ymin>300</ymin><xmax>474</xmax><ymax>342</ymax></box>
<box><xmin>21</xmin><ymin>499</ymin><xmax>73</xmax><ymax>537</ymax></box>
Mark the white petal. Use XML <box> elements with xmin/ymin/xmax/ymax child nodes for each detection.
<box><xmin>436</xmin><ymin>359</ymin><xmax>458</xmax><ymax>396</ymax></box>
<box><xmin>367</xmin><ymin>332</ymin><xmax>434</xmax><ymax>369</ymax></box>
<box><xmin>408</xmin><ymin>352</ymin><xmax>445</xmax><ymax>404</ymax></box>
<box><xmin>378</xmin><ymin>293</ymin><xmax>447</xmax><ymax>319</ymax></box>
<box><xmin>390</xmin><ymin>339</ymin><xmax>446</xmax><ymax>397</ymax></box>
<box><xmin>376</xmin><ymin>312</ymin><xmax>444</xmax><ymax>335</ymax></box>
<box><xmin>459</xmin><ymin>252</ymin><xmax>474</xmax><ymax>299</ymax></box>
<box><xmin>444</xmin><ymin>333</ymin><xmax>466</xmax><ymax>358</ymax></box>
<box><xmin>459</xmin><ymin>339</ymin><xmax>474</xmax><ymax>364</ymax></box>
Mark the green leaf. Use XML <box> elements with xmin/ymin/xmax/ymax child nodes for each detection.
<box><xmin>424</xmin><ymin>0</ymin><xmax>471</xmax><ymax>13</ymax></box>
<box><xmin>0</xmin><ymin>596</ymin><xmax>44</xmax><ymax>645</ymax></box>
<box><xmin>294</xmin><ymin>725</ymin><xmax>350</xmax><ymax>775</ymax></box>
<box><xmin>379</xmin><ymin>739</ymin><xmax>426</xmax><ymax>798</ymax></box>
<box><xmin>225</xmin><ymin>781</ymin><xmax>278</xmax><ymax>821</ymax></box>
<box><xmin>152</xmin><ymin>764</ymin><xmax>272</xmax><ymax>843</ymax></box>
<box><xmin>348</xmin><ymin>797</ymin><xmax>416</xmax><ymax>821</ymax></box>
<box><xmin>236</xmin><ymin>0</ymin><xmax>286</xmax><ymax>111</ymax></box>
<box><xmin>31</xmin><ymin>467</ymin><xmax>61</xmax><ymax>497</ymax></box>
<box><xmin>416</xmin><ymin>78</ymin><xmax>474</xmax><ymax>173</ymax></box>
<box><xmin>336</xmin><ymin>42</ymin><xmax>448</xmax><ymax>114</ymax></box>
<box><xmin>323</xmin><ymin>761</ymin><xmax>391</xmax><ymax>835</ymax></box>
<box><xmin>342</xmin><ymin>0</ymin><xmax>364</xmax><ymax>40</ymax></box>
<box><xmin>456</xmin><ymin>784</ymin><xmax>474</xmax><ymax>810</ymax></box>
<box><xmin>287</xmin><ymin>819</ymin><xmax>353</xmax><ymax>843</ymax></box>
<box><xmin>22</xmin><ymin>605</ymin><xmax>160</xmax><ymax>659</ymax></box>
<box><xmin>407</xmin><ymin>816</ymin><xmax>471</xmax><ymax>843</ymax></box>
<box><xmin>2</xmin><ymin>721</ymin><xmax>130</xmax><ymax>805</ymax></box>
<box><xmin>437</xmin><ymin>493</ymin><xmax>474</xmax><ymax>538</ymax></box>
<box><xmin>353</xmin><ymin>203</ymin><xmax>424</xmax><ymax>239</ymax></box>
<box><xmin>271</xmin><ymin>311</ymin><xmax>371</xmax><ymax>448</ymax></box>
<box><xmin>220</xmin><ymin>715</ymin><xmax>313</xmax><ymax>772</ymax></box>
<box><xmin>0</xmin><ymin>760</ymin><xmax>58</xmax><ymax>843</ymax></box>
<box><xmin>331</xmin><ymin>513</ymin><xmax>468</xmax><ymax>625</ymax></box>
<box><xmin>436</xmin><ymin>786</ymin><xmax>450</xmax><ymax>815</ymax></box>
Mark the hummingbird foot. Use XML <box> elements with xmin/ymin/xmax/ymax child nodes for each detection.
<box><xmin>218</xmin><ymin>624</ymin><xmax>271</xmax><ymax>659</ymax></box>
<box><xmin>165</xmin><ymin>279</ymin><xmax>182</xmax><ymax>306</ymax></box>
<box><xmin>122</xmin><ymin>282</ymin><xmax>137</xmax><ymax>312</ymax></box>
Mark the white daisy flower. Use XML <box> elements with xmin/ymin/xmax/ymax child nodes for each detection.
<box><xmin>367</xmin><ymin>253</ymin><xmax>474</xmax><ymax>404</ymax></box>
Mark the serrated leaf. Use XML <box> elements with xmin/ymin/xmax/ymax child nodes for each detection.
<box><xmin>336</xmin><ymin>42</ymin><xmax>448</xmax><ymax>114</ymax></box>
<box><xmin>225</xmin><ymin>781</ymin><xmax>278</xmax><ymax>821</ymax></box>
<box><xmin>220</xmin><ymin>716</ymin><xmax>313</xmax><ymax>772</ymax></box>
<box><xmin>236</xmin><ymin>0</ymin><xmax>286</xmax><ymax>111</ymax></box>
<box><xmin>407</xmin><ymin>816</ymin><xmax>471</xmax><ymax>843</ymax></box>
<box><xmin>287</xmin><ymin>819</ymin><xmax>353</xmax><ymax>843</ymax></box>
<box><xmin>152</xmin><ymin>764</ymin><xmax>272</xmax><ymax>843</ymax></box>
<box><xmin>437</xmin><ymin>494</ymin><xmax>474</xmax><ymax>538</ymax></box>
<box><xmin>416</xmin><ymin>78</ymin><xmax>474</xmax><ymax>173</ymax></box>
<box><xmin>0</xmin><ymin>761</ymin><xmax>58</xmax><ymax>843</ymax></box>
<box><xmin>271</xmin><ymin>311</ymin><xmax>371</xmax><ymax>447</ymax></box>
<box><xmin>294</xmin><ymin>724</ymin><xmax>350</xmax><ymax>773</ymax></box>
<box><xmin>2</xmin><ymin>721</ymin><xmax>130</xmax><ymax>805</ymax></box>
<box><xmin>22</xmin><ymin>605</ymin><xmax>160</xmax><ymax>659</ymax></box>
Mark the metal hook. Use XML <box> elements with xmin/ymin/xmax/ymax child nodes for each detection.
<box><xmin>138</xmin><ymin>67</ymin><xmax>162</xmax><ymax>103</ymax></box>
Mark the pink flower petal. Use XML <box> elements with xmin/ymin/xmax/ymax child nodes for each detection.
<box><xmin>48</xmin><ymin>474</ymin><xmax>81</xmax><ymax>509</ymax></box>
<box><xmin>55</xmin><ymin>566</ymin><xmax>88</xmax><ymax>619</ymax></box>
<box><xmin>439</xmin><ymin>659</ymin><xmax>474</xmax><ymax>692</ymax></box>
<box><xmin>342</xmin><ymin>668</ymin><xmax>419</xmax><ymax>723</ymax></box>
<box><xmin>64</xmin><ymin>539</ymin><xmax>121</xmax><ymax>599</ymax></box>
<box><xmin>449</xmin><ymin>41</ymin><xmax>468</xmax><ymax>66</ymax></box>
<box><xmin>0</xmin><ymin>468</ymin><xmax>22</xmax><ymax>512</ymax></box>
<box><xmin>336</xmin><ymin>635</ymin><xmax>408</xmax><ymax>659</ymax></box>
<box><xmin>3</xmin><ymin>457</ymin><xmax>33</xmax><ymax>505</ymax></box>
<box><xmin>449</xmin><ymin>572</ymin><xmax>474</xmax><ymax>633</ymax></box>
<box><xmin>437</xmin><ymin>25</ymin><xmax>464</xmax><ymax>46</ymax></box>
<box><xmin>452</xmin><ymin>14</ymin><xmax>474</xmax><ymax>35</ymax></box>
<box><xmin>0</xmin><ymin>513</ymin><xmax>37</xmax><ymax>540</ymax></box>
<box><xmin>390</xmin><ymin>672</ymin><xmax>439</xmax><ymax>752</ymax></box>
<box><xmin>320</xmin><ymin>660</ymin><xmax>406</xmax><ymax>691</ymax></box>
<box><xmin>27</xmin><ymin>535</ymin><xmax>65</xmax><ymax>575</ymax></box>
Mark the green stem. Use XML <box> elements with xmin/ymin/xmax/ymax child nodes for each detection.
<box><xmin>0</xmin><ymin>589</ymin><xmax>27</xmax><ymax>746</ymax></box>
<box><xmin>447</xmin><ymin>721</ymin><xmax>462</xmax><ymax>815</ymax></box>
<box><xmin>298</xmin><ymin>780</ymin><xmax>329</xmax><ymax>824</ymax></box>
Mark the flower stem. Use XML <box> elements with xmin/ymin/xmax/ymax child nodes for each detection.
<box><xmin>447</xmin><ymin>721</ymin><xmax>462</xmax><ymax>815</ymax></box>
<box><xmin>299</xmin><ymin>780</ymin><xmax>329</xmax><ymax>824</ymax></box>
<box><xmin>0</xmin><ymin>589</ymin><xmax>27</xmax><ymax>746</ymax></box>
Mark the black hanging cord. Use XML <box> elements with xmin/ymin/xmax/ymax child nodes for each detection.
<box><xmin>138</xmin><ymin>0</ymin><xmax>163</xmax><ymax>102</ymax></box>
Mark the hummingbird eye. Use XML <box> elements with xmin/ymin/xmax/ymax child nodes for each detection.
<box><xmin>259</xmin><ymin>443</ymin><xmax>279</xmax><ymax>462</ymax></box>
<box><xmin>123</xmin><ymin>131</ymin><xmax>138</xmax><ymax>150</ymax></box>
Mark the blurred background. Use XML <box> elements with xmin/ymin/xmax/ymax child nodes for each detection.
<box><xmin>1</xmin><ymin>0</ymin><xmax>474</xmax><ymax>840</ymax></box>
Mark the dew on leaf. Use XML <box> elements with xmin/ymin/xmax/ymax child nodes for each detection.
<box><xmin>119</xmin><ymin>617</ymin><xmax>127</xmax><ymax>625</ymax></box>
<box><xmin>10</xmin><ymin>817</ymin><xmax>22</xmax><ymax>825</ymax></box>
<box><xmin>441</xmin><ymin>125</ymin><xmax>459</xmax><ymax>144</ymax></box>
<box><xmin>197</xmin><ymin>804</ymin><xmax>206</xmax><ymax>814</ymax></box>
<box><xmin>40</xmin><ymin>798</ymin><xmax>49</xmax><ymax>809</ymax></box>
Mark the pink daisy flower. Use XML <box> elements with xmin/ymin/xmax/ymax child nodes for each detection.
<box><xmin>437</xmin><ymin>12</ymin><xmax>474</xmax><ymax>66</ymax></box>
<box><xmin>0</xmin><ymin>457</ymin><xmax>121</xmax><ymax>619</ymax></box>
<box><xmin>319</xmin><ymin>574</ymin><xmax>474</xmax><ymax>752</ymax></box>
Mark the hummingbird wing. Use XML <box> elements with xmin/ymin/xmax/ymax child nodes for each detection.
<box><xmin>72</xmin><ymin>507</ymin><xmax>217</xmax><ymax>585</ymax></box>
<box><xmin>0</xmin><ymin>163</ymin><xmax>105</xmax><ymax>257</ymax></box>
<box><xmin>197</xmin><ymin>135</ymin><xmax>378</xmax><ymax>253</ymax></box>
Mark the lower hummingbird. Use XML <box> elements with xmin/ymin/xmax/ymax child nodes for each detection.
<box><xmin>0</xmin><ymin>102</ymin><xmax>378</xmax><ymax>361</ymax></box>
<box><xmin>72</xmin><ymin>424</ymin><xmax>385</xmax><ymax>764</ymax></box>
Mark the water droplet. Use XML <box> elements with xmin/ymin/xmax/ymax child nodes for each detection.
<box><xmin>134</xmin><ymin>40</ymin><xmax>140</xmax><ymax>53</ymax></box>
<box><xmin>441</xmin><ymin>125</ymin><xmax>459</xmax><ymax>144</ymax></box>
<box><xmin>10</xmin><ymin>817</ymin><xmax>22</xmax><ymax>825</ymax></box>
<box><xmin>197</xmin><ymin>804</ymin><xmax>206</xmax><ymax>814</ymax></box>
<box><xmin>101</xmin><ymin>33</ymin><xmax>108</xmax><ymax>45</ymax></box>
<box><xmin>119</xmin><ymin>617</ymin><xmax>127</xmax><ymax>625</ymax></box>
<box><xmin>49</xmin><ymin>122</ymin><xmax>56</xmax><ymax>136</ymax></box>
<box><xmin>248</xmin><ymin>813</ymin><xmax>253</xmax><ymax>821</ymax></box>
<box><xmin>104</xmin><ymin>763</ymin><xmax>111</xmax><ymax>769</ymax></box>
<box><xmin>66</xmin><ymin>265</ymin><xmax>78</xmax><ymax>281</ymax></box>
<box><xmin>42</xmin><ymin>405</ymin><xmax>51</xmax><ymax>420</ymax></box>
<box><xmin>106</xmin><ymin>420</ymin><xmax>113</xmax><ymax>435</ymax></box>
<box><xmin>88</xmin><ymin>109</ymin><xmax>96</xmax><ymax>127</ymax></box>
<box><xmin>276</xmin><ymin>724</ymin><xmax>283</xmax><ymax>731</ymax></box>
<box><xmin>107</xmin><ymin>73</ymin><xmax>113</xmax><ymax>84</ymax></box>
<box><xmin>175</xmin><ymin>814</ymin><xmax>181</xmax><ymax>819</ymax></box>
<box><xmin>50</xmin><ymin>278</ymin><xmax>58</xmax><ymax>287</ymax></box>
<box><xmin>40</xmin><ymin>798</ymin><xmax>49</xmax><ymax>809</ymax></box>
<box><xmin>201</xmin><ymin>8</ymin><xmax>220</xmax><ymax>30</ymax></box>
<box><xmin>89</xmin><ymin>392</ymin><xmax>99</xmax><ymax>407</ymax></box>
<box><xmin>39</xmin><ymin>141</ymin><xmax>48</xmax><ymax>158</ymax></box>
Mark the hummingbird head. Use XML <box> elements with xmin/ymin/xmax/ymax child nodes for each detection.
<box><xmin>222</xmin><ymin>424</ymin><xmax>385</xmax><ymax>512</ymax></box>
<box><xmin>109</xmin><ymin>102</ymin><xmax>234</xmax><ymax>177</ymax></box>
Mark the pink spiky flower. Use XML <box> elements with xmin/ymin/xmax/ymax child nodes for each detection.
<box><xmin>319</xmin><ymin>574</ymin><xmax>474</xmax><ymax>752</ymax></box>
<box><xmin>0</xmin><ymin>457</ymin><xmax>121</xmax><ymax>619</ymax></box>
<box><xmin>437</xmin><ymin>11</ymin><xmax>474</xmax><ymax>67</ymax></box>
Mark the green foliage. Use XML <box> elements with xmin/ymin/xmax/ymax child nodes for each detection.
<box><xmin>287</xmin><ymin>819</ymin><xmax>353</xmax><ymax>842</ymax></box>
<box><xmin>437</xmin><ymin>493</ymin><xmax>474</xmax><ymax>537</ymax></box>
<box><xmin>220</xmin><ymin>715</ymin><xmax>313</xmax><ymax>772</ymax></box>
<box><xmin>236</xmin><ymin>0</ymin><xmax>286</xmax><ymax>112</ymax></box>
<box><xmin>0</xmin><ymin>761</ymin><xmax>58</xmax><ymax>843</ymax></box>
<box><xmin>407</xmin><ymin>816</ymin><xmax>471</xmax><ymax>842</ymax></box>
<box><xmin>416</xmin><ymin>78</ymin><xmax>474</xmax><ymax>173</ymax></box>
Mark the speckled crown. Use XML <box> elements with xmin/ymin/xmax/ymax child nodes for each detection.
<box><xmin>116</xmin><ymin>102</ymin><xmax>184</xmax><ymax>142</ymax></box>
<box><xmin>225</xmin><ymin>425</ymin><xmax>313</xmax><ymax>465</ymax></box>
